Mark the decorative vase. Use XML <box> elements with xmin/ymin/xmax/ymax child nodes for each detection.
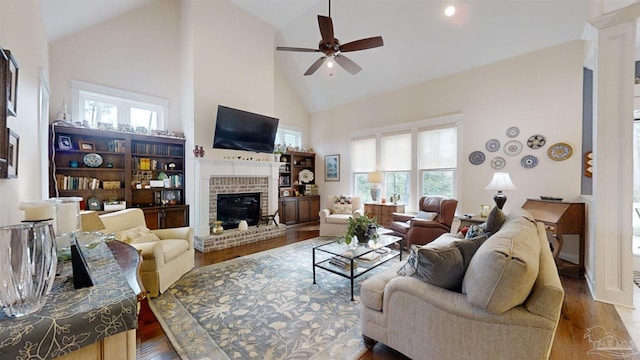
<box><xmin>0</xmin><ymin>222</ymin><xmax>57</xmax><ymax>317</ymax></box>
<box><xmin>213</xmin><ymin>221</ymin><xmax>224</xmax><ymax>235</ymax></box>
<box><xmin>390</xmin><ymin>193</ymin><xmax>400</xmax><ymax>204</ymax></box>
<box><xmin>238</xmin><ymin>220</ymin><xmax>248</xmax><ymax>231</ymax></box>
<box><xmin>193</xmin><ymin>145</ymin><xmax>204</xmax><ymax>157</ymax></box>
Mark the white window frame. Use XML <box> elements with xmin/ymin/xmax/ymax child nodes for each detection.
<box><xmin>70</xmin><ymin>80</ymin><xmax>170</xmax><ymax>130</ymax></box>
<box><xmin>275</xmin><ymin>125</ymin><xmax>302</xmax><ymax>148</ymax></box>
<box><xmin>349</xmin><ymin>113</ymin><xmax>463</xmax><ymax>212</ymax></box>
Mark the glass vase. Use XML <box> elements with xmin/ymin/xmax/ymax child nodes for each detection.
<box><xmin>0</xmin><ymin>222</ymin><xmax>57</xmax><ymax>317</ymax></box>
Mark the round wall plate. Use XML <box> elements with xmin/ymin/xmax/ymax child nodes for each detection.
<box><xmin>485</xmin><ymin>139</ymin><xmax>500</xmax><ymax>152</ymax></box>
<box><xmin>527</xmin><ymin>135</ymin><xmax>546</xmax><ymax>149</ymax></box>
<box><xmin>504</xmin><ymin>140</ymin><xmax>523</xmax><ymax>156</ymax></box>
<box><xmin>469</xmin><ymin>151</ymin><xmax>485</xmax><ymax>165</ymax></box>
<box><xmin>547</xmin><ymin>142</ymin><xmax>573</xmax><ymax>161</ymax></box>
<box><xmin>506</xmin><ymin>126</ymin><xmax>520</xmax><ymax>138</ymax></box>
<box><xmin>520</xmin><ymin>154</ymin><xmax>538</xmax><ymax>169</ymax></box>
<box><xmin>299</xmin><ymin>169</ymin><xmax>314</xmax><ymax>183</ymax></box>
<box><xmin>491</xmin><ymin>157</ymin><xmax>506</xmax><ymax>169</ymax></box>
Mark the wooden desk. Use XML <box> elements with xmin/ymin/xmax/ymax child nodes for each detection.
<box><xmin>522</xmin><ymin>199</ymin><xmax>585</xmax><ymax>278</ymax></box>
<box><xmin>364</xmin><ymin>203</ymin><xmax>405</xmax><ymax>228</ymax></box>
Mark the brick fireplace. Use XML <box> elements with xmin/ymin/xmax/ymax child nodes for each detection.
<box><xmin>194</xmin><ymin>158</ymin><xmax>285</xmax><ymax>252</ymax></box>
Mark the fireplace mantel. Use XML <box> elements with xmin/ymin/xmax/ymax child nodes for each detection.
<box><xmin>194</xmin><ymin>158</ymin><xmax>280</xmax><ymax>237</ymax></box>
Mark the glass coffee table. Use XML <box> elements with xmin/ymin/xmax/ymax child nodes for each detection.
<box><xmin>312</xmin><ymin>234</ymin><xmax>403</xmax><ymax>301</ymax></box>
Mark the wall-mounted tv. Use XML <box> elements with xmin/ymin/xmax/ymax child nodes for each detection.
<box><xmin>213</xmin><ymin>105</ymin><xmax>279</xmax><ymax>154</ymax></box>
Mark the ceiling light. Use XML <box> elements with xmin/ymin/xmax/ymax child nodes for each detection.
<box><xmin>326</xmin><ymin>59</ymin><xmax>334</xmax><ymax>69</ymax></box>
<box><xmin>444</xmin><ymin>5</ymin><xmax>456</xmax><ymax>17</ymax></box>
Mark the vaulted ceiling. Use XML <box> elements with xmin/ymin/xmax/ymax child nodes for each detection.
<box><xmin>39</xmin><ymin>0</ymin><xmax>597</xmax><ymax>113</ymax></box>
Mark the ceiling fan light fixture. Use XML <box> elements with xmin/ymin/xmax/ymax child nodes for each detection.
<box><xmin>444</xmin><ymin>5</ymin><xmax>456</xmax><ymax>17</ymax></box>
<box><xmin>326</xmin><ymin>59</ymin><xmax>334</xmax><ymax>69</ymax></box>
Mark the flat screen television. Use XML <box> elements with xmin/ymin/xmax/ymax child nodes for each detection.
<box><xmin>213</xmin><ymin>105</ymin><xmax>279</xmax><ymax>153</ymax></box>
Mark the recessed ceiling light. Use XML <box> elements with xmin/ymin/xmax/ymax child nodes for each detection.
<box><xmin>444</xmin><ymin>5</ymin><xmax>456</xmax><ymax>17</ymax></box>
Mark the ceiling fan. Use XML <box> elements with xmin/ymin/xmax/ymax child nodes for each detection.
<box><xmin>276</xmin><ymin>0</ymin><xmax>384</xmax><ymax>76</ymax></box>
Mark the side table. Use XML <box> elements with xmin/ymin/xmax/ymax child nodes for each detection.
<box><xmin>364</xmin><ymin>202</ymin><xmax>405</xmax><ymax>228</ymax></box>
<box><xmin>457</xmin><ymin>215</ymin><xmax>487</xmax><ymax>228</ymax></box>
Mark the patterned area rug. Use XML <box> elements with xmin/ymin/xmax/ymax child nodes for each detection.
<box><xmin>149</xmin><ymin>237</ymin><xmax>394</xmax><ymax>359</ymax></box>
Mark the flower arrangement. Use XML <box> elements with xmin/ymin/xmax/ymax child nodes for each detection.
<box><xmin>333</xmin><ymin>195</ymin><xmax>352</xmax><ymax>205</ymax></box>
<box><xmin>273</xmin><ymin>144</ymin><xmax>287</xmax><ymax>154</ymax></box>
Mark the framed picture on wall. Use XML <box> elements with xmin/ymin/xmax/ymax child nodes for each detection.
<box><xmin>325</xmin><ymin>154</ymin><xmax>340</xmax><ymax>181</ymax></box>
<box><xmin>2</xmin><ymin>48</ymin><xmax>18</xmax><ymax>117</ymax></box>
<box><xmin>7</xmin><ymin>129</ymin><xmax>18</xmax><ymax>178</ymax></box>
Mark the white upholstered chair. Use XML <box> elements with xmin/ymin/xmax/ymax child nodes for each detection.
<box><xmin>318</xmin><ymin>195</ymin><xmax>364</xmax><ymax>236</ymax></box>
<box><xmin>82</xmin><ymin>208</ymin><xmax>194</xmax><ymax>297</ymax></box>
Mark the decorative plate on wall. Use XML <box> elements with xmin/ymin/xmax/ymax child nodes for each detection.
<box><xmin>491</xmin><ymin>157</ymin><xmax>506</xmax><ymax>169</ymax></box>
<box><xmin>485</xmin><ymin>139</ymin><xmax>500</xmax><ymax>152</ymax></box>
<box><xmin>469</xmin><ymin>151</ymin><xmax>485</xmax><ymax>165</ymax></box>
<box><xmin>506</xmin><ymin>126</ymin><xmax>520</xmax><ymax>138</ymax></box>
<box><xmin>520</xmin><ymin>155</ymin><xmax>538</xmax><ymax>169</ymax></box>
<box><xmin>299</xmin><ymin>169</ymin><xmax>314</xmax><ymax>183</ymax></box>
<box><xmin>503</xmin><ymin>140</ymin><xmax>523</xmax><ymax>156</ymax></box>
<box><xmin>83</xmin><ymin>153</ymin><xmax>103</xmax><ymax>168</ymax></box>
<box><xmin>547</xmin><ymin>142</ymin><xmax>573</xmax><ymax>161</ymax></box>
<box><xmin>526</xmin><ymin>135</ymin><xmax>546</xmax><ymax>149</ymax></box>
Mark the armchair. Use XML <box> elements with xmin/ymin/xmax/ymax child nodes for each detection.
<box><xmin>83</xmin><ymin>208</ymin><xmax>194</xmax><ymax>297</ymax></box>
<box><xmin>390</xmin><ymin>196</ymin><xmax>458</xmax><ymax>247</ymax></box>
<box><xmin>318</xmin><ymin>195</ymin><xmax>364</xmax><ymax>236</ymax></box>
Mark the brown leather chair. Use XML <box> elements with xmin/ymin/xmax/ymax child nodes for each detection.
<box><xmin>390</xmin><ymin>196</ymin><xmax>458</xmax><ymax>248</ymax></box>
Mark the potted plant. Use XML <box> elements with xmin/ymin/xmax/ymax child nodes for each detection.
<box><xmin>346</xmin><ymin>216</ymin><xmax>379</xmax><ymax>244</ymax></box>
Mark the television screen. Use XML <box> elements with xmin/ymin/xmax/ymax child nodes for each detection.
<box><xmin>213</xmin><ymin>105</ymin><xmax>279</xmax><ymax>154</ymax></box>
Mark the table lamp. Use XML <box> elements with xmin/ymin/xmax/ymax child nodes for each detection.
<box><xmin>484</xmin><ymin>172</ymin><xmax>518</xmax><ymax>209</ymax></box>
<box><xmin>367</xmin><ymin>171</ymin><xmax>384</xmax><ymax>202</ymax></box>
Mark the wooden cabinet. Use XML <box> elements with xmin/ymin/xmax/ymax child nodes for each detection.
<box><xmin>278</xmin><ymin>197</ymin><xmax>298</xmax><ymax>225</ymax></box>
<box><xmin>278</xmin><ymin>196</ymin><xmax>320</xmax><ymax>225</ymax></box>
<box><xmin>364</xmin><ymin>203</ymin><xmax>405</xmax><ymax>228</ymax></box>
<box><xmin>143</xmin><ymin>205</ymin><xmax>189</xmax><ymax>229</ymax></box>
<box><xmin>522</xmin><ymin>199</ymin><xmax>585</xmax><ymax>277</ymax></box>
<box><xmin>49</xmin><ymin>125</ymin><xmax>188</xmax><ymax>229</ymax></box>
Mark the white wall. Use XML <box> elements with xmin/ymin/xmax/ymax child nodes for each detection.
<box><xmin>311</xmin><ymin>40</ymin><xmax>584</xmax><ymax>219</ymax></box>
<box><xmin>0</xmin><ymin>0</ymin><xmax>50</xmax><ymax>226</ymax></box>
<box><xmin>275</xmin><ymin>65</ymin><xmax>310</xmax><ymax>146</ymax></box>
<box><xmin>49</xmin><ymin>1</ymin><xmax>182</xmax><ymax>131</ymax></box>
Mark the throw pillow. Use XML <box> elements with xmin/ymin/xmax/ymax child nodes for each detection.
<box><xmin>484</xmin><ymin>206</ymin><xmax>506</xmax><ymax>234</ymax></box>
<box><xmin>415</xmin><ymin>211</ymin><xmax>437</xmax><ymax>221</ymax></box>
<box><xmin>333</xmin><ymin>195</ymin><xmax>352</xmax><ymax>204</ymax></box>
<box><xmin>333</xmin><ymin>204</ymin><xmax>353</xmax><ymax>214</ymax></box>
<box><xmin>398</xmin><ymin>233</ymin><xmax>488</xmax><ymax>291</ymax></box>
<box><xmin>115</xmin><ymin>226</ymin><xmax>160</xmax><ymax>244</ymax></box>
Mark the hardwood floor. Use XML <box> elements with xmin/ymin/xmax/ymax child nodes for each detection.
<box><xmin>136</xmin><ymin>226</ymin><xmax>639</xmax><ymax>359</ymax></box>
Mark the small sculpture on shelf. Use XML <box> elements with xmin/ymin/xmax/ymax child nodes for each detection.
<box><xmin>193</xmin><ymin>145</ymin><xmax>204</xmax><ymax>157</ymax></box>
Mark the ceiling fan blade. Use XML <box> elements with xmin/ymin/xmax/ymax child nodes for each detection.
<box><xmin>276</xmin><ymin>46</ymin><xmax>320</xmax><ymax>53</ymax></box>
<box><xmin>339</xmin><ymin>36</ymin><xmax>384</xmax><ymax>52</ymax></box>
<box><xmin>318</xmin><ymin>15</ymin><xmax>334</xmax><ymax>47</ymax></box>
<box><xmin>304</xmin><ymin>56</ymin><xmax>327</xmax><ymax>76</ymax></box>
<box><xmin>334</xmin><ymin>54</ymin><xmax>362</xmax><ymax>75</ymax></box>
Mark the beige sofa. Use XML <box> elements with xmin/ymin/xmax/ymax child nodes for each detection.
<box><xmin>318</xmin><ymin>195</ymin><xmax>364</xmax><ymax>236</ymax></box>
<box><xmin>90</xmin><ymin>208</ymin><xmax>194</xmax><ymax>298</ymax></box>
<box><xmin>360</xmin><ymin>209</ymin><xmax>564</xmax><ymax>360</ymax></box>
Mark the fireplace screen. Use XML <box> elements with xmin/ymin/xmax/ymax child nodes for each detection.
<box><xmin>216</xmin><ymin>192</ymin><xmax>261</xmax><ymax>229</ymax></box>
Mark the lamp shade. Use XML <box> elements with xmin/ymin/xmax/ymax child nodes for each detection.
<box><xmin>367</xmin><ymin>171</ymin><xmax>384</xmax><ymax>184</ymax></box>
<box><xmin>484</xmin><ymin>172</ymin><xmax>518</xmax><ymax>191</ymax></box>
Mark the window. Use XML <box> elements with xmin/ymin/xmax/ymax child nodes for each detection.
<box><xmin>350</xmin><ymin>115</ymin><xmax>460</xmax><ymax>211</ymax></box>
<box><xmin>418</xmin><ymin>126</ymin><xmax>457</xmax><ymax>198</ymax></box>
<box><xmin>275</xmin><ymin>127</ymin><xmax>302</xmax><ymax>149</ymax></box>
<box><xmin>71</xmin><ymin>80</ymin><xmax>168</xmax><ymax>131</ymax></box>
<box><xmin>352</xmin><ymin>137</ymin><xmax>376</xmax><ymax>201</ymax></box>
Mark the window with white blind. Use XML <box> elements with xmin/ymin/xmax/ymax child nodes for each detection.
<box><xmin>350</xmin><ymin>115</ymin><xmax>460</xmax><ymax>210</ymax></box>
<box><xmin>418</xmin><ymin>126</ymin><xmax>457</xmax><ymax>198</ymax></box>
<box><xmin>352</xmin><ymin>137</ymin><xmax>377</xmax><ymax>201</ymax></box>
<box><xmin>381</xmin><ymin>133</ymin><xmax>411</xmax><ymax>203</ymax></box>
